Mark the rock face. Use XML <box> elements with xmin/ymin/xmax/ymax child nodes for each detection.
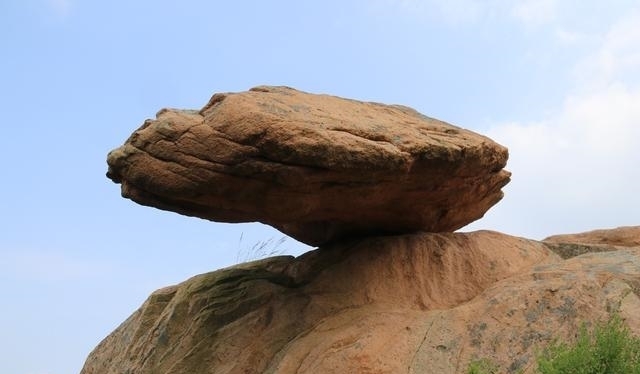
<box><xmin>543</xmin><ymin>226</ymin><xmax>640</xmax><ymax>259</ymax></box>
<box><xmin>106</xmin><ymin>86</ymin><xmax>510</xmax><ymax>246</ymax></box>
<box><xmin>80</xmin><ymin>230</ymin><xmax>640</xmax><ymax>374</ymax></box>
<box><xmin>96</xmin><ymin>86</ymin><xmax>638</xmax><ymax>373</ymax></box>
<box><xmin>545</xmin><ymin>225</ymin><xmax>640</xmax><ymax>247</ymax></box>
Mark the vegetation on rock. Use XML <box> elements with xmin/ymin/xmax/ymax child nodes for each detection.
<box><xmin>468</xmin><ymin>314</ymin><xmax>640</xmax><ymax>374</ymax></box>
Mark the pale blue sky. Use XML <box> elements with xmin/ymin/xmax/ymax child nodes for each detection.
<box><xmin>1</xmin><ymin>1</ymin><xmax>638</xmax><ymax>373</ymax></box>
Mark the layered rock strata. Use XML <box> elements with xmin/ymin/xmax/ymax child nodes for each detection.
<box><xmin>106</xmin><ymin>86</ymin><xmax>510</xmax><ymax>246</ymax></box>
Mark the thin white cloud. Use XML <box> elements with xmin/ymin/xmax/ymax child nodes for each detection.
<box><xmin>468</xmin><ymin>9</ymin><xmax>640</xmax><ymax>238</ymax></box>
<box><xmin>511</xmin><ymin>0</ymin><xmax>557</xmax><ymax>27</ymax></box>
<box><xmin>554</xmin><ymin>28</ymin><xmax>588</xmax><ymax>45</ymax></box>
<box><xmin>47</xmin><ymin>0</ymin><xmax>71</xmax><ymax>18</ymax></box>
<box><xmin>425</xmin><ymin>0</ymin><xmax>485</xmax><ymax>24</ymax></box>
<box><xmin>369</xmin><ymin>0</ymin><xmax>496</xmax><ymax>24</ymax></box>
<box><xmin>370</xmin><ymin>0</ymin><xmax>560</xmax><ymax>26</ymax></box>
<box><xmin>573</xmin><ymin>10</ymin><xmax>640</xmax><ymax>90</ymax></box>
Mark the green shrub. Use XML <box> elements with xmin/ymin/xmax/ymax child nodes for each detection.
<box><xmin>537</xmin><ymin>314</ymin><xmax>640</xmax><ymax>374</ymax></box>
<box><xmin>466</xmin><ymin>315</ymin><xmax>640</xmax><ymax>374</ymax></box>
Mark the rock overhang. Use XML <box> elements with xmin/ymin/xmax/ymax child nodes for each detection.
<box><xmin>107</xmin><ymin>86</ymin><xmax>510</xmax><ymax>246</ymax></box>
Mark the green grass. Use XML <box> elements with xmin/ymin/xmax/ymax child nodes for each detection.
<box><xmin>467</xmin><ymin>315</ymin><xmax>640</xmax><ymax>374</ymax></box>
<box><xmin>467</xmin><ymin>358</ymin><xmax>500</xmax><ymax>374</ymax></box>
<box><xmin>537</xmin><ymin>315</ymin><xmax>640</xmax><ymax>374</ymax></box>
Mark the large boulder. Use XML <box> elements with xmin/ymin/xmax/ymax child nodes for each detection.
<box><xmin>80</xmin><ymin>230</ymin><xmax>640</xmax><ymax>374</ymax></box>
<box><xmin>106</xmin><ymin>86</ymin><xmax>510</xmax><ymax>246</ymax></box>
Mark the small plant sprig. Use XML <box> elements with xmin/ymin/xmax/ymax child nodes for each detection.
<box><xmin>235</xmin><ymin>233</ymin><xmax>288</xmax><ymax>263</ymax></box>
<box><xmin>467</xmin><ymin>358</ymin><xmax>500</xmax><ymax>374</ymax></box>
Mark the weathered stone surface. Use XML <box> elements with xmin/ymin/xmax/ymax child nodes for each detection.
<box><xmin>106</xmin><ymin>86</ymin><xmax>510</xmax><ymax>245</ymax></box>
<box><xmin>543</xmin><ymin>226</ymin><xmax>640</xmax><ymax>259</ymax></box>
<box><xmin>81</xmin><ymin>230</ymin><xmax>640</xmax><ymax>374</ymax></box>
<box><xmin>545</xmin><ymin>225</ymin><xmax>640</xmax><ymax>247</ymax></box>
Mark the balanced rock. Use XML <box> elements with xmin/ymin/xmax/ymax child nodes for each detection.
<box><xmin>80</xmin><ymin>229</ymin><xmax>640</xmax><ymax>374</ymax></box>
<box><xmin>106</xmin><ymin>86</ymin><xmax>510</xmax><ymax>246</ymax></box>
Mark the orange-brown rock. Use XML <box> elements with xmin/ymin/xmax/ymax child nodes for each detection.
<box><xmin>544</xmin><ymin>225</ymin><xmax>640</xmax><ymax>247</ymax></box>
<box><xmin>106</xmin><ymin>86</ymin><xmax>510</xmax><ymax>246</ymax></box>
<box><xmin>543</xmin><ymin>226</ymin><xmax>640</xmax><ymax>259</ymax></box>
<box><xmin>80</xmin><ymin>230</ymin><xmax>640</xmax><ymax>374</ymax></box>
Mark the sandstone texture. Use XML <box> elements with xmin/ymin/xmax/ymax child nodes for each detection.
<box><xmin>81</xmin><ymin>230</ymin><xmax>640</xmax><ymax>374</ymax></box>
<box><xmin>543</xmin><ymin>226</ymin><xmax>640</xmax><ymax>259</ymax></box>
<box><xmin>545</xmin><ymin>225</ymin><xmax>640</xmax><ymax>247</ymax></box>
<box><xmin>106</xmin><ymin>86</ymin><xmax>510</xmax><ymax>246</ymax></box>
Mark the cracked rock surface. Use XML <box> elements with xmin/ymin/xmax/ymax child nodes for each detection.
<box><xmin>80</xmin><ymin>228</ymin><xmax>640</xmax><ymax>374</ymax></box>
<box><xmin>106</xmin><ymin>86</ymin><xmax>510</xmax><ymax>246</ymax></box>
